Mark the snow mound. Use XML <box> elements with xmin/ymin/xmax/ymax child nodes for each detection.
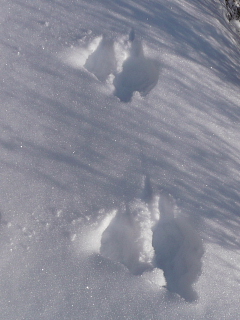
<box><xmin>59</xmin><ymin>34</ymin><xmax>102</xmax><ymax>69</ymax></box>
<box><xmin>75</xmin><ymin>210</ymin><xmax>117</xmax><ymax>254</ymax></box>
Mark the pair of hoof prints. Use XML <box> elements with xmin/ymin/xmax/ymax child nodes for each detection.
<box><xmin>69</xmin><ymin>29</ymin><xmax>160</xmax><ymax>102</ymax></box>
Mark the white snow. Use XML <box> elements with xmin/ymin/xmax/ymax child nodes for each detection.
<box><xmin>0</xmin><ymin>0</ymin><xmax>240</xmax><ymax>318</ymax></box>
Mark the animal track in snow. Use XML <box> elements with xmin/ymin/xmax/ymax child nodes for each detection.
<box><xmin>84</xmin><ymin>37</ymin><xmax>117</xmax><ymax>82</ymax></box>
<box><xmin>113</xmin><ymin>30</ymin><xmax>160</xmax><ymax>102</ymax></box>
<box><xmin>99</xmin><ymin>178</ymin><xmax>204</xmax><ymax>301</ymax></box>
<box><xmin>152</xmin><ymin>193</ymin><xmax>204</xmax><ymax>301</ymax></box>
<box><xmin>100</xmin><ymin>198</ymin><xmax>156</xmax><ymax>276</ymax></box>
<box><xmin>60</xmin><ymin>30</ymin><xmax>160</xmax><ymax>102</ymax></box>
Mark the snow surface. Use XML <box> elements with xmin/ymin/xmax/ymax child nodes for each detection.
<box><xmin>1</xmin><ymin>0</ymin><xmax>240</xmax><ymax>319</ymax></box>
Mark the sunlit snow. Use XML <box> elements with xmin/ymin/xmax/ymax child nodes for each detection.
<box><xmin>0</xmin><ymin>0</ymin><xmax>240</xmax><ymax>319</ymax></box>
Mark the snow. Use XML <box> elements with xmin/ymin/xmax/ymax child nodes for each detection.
<box><xmin>113</xmin><ymin>30</ymin><xmax>160</xmax><ymax>102</ymax></box>
<box><xmin>100</xmin><ymin>199</ymin><xmax>155</xmax><ymax>275</ymax></box>
<box><xmin>152</xmin><ymin>193</ymin><xmax>204</xmax><ymax>302</ymax></box>
<box><xmin>0</xmin><ymin>0</ymin><xmax>240</xmax><ymax>319</ymax></box>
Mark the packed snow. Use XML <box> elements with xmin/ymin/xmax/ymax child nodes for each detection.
<box><xmin>0</xmin><ymin>0</ymin><xmax>240</xmax><ymax>319</ymax></box>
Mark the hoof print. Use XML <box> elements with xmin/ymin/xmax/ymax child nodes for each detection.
<box><xmin>99</xmin><ymin>179</ymin><xmax>204</xmax><ymax>302</ymax></box>
<box><xmin>84</xmin><ymin>37</ymin><xmax>117</xmax><ymax>81</ymax></box>
<box><xmin>113</xmin><ymin>34</ymin><xmax>160</xmax><ymax>102</ymax></box>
